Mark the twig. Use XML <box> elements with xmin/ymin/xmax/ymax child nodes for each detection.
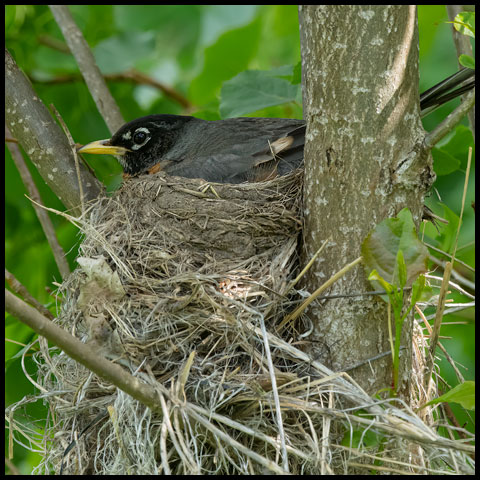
<box><xmin>5</xmin><ymin>289</ymin><xmax>161</xmax><ymax>413</ymax></box>
<box><xmin>424</xmin><ymin>88</ymin><xmax>475</xmax><ymax>149</ymax></box>
<box><xmin>423</xmin><ymin>147</ymin><xmax>472</xmax><ymax>395</ymax></box>
<box><xmin>451</xmin><ymin>147</ymin><xmax>472</xmax><ymax>261</ymax></box>
<box><xmin>5</xmin><ymin>269</ymin><xmax>55</xmax><ymax>320</ymax></box>
<box><xmin>424</xmin><ymin>242</ymin><xmax>475</xmax><ymax>273</ymax></box>
<box><xmin>424</xmin><ymin>273</ymin><xmax>474</xmax><ymax>300</ymax></box>
<box><xmin>446</xmin><ymin>5</ymin><xmax>475</xmax><ymax>138</ymax></box>
<box><xmin>37</xmin><ymin>33</ymin><xmax>71</xmax><ymax>54</ymax></box>
<box><xmin>315</xmin><ymin>287</ymin><xmax>411</xmax><ymax>301</ymax></box>
<box><xmin>50</xmin><ymin>105</ymin><xmax>85</xmax><ymax>215</ymax></box>
<box><xmin>258</xmin><ymin>312</ymin><xmax>289</xmax><ymax>472</ymax></box>
<box><xmin>279</xmin><ymin>256</ymin><xmax>363</xmax><ymax>326</ymax></box>
<box><xmin>49</xmin><ymin>5</ymin><xmax>124</xmax><ymax>133</ymax></box>
<box><xmin>341</xmin><ymin>347</ymin><xmax>407</xmax><ymax>373</ymax></box>
<box><xmin>119</xmin><ymin>69</ymin><xmax>193</xmax><ymax>111</ymax></box>
<box><xmin>415</xmin><ymin>305</ymin><xmax>464</xmax><ymax>384</ymax></box>
<box><xmin>5</xmin><ymin>124</ymin><xmax>70</xmax><ymax>280</ymax></box>
<box><xmin>427</xmin><ymin>255</ymin><xmax>475</xmax><ymax>291</ymax></box>
<box><xmin>30</xmin><ymin>69</ymin><xmax>194</xmax><ymax>111</ymax></box>
<box><xmin>285</xmin><ymin>238</ymin><xmax>329</xmax><ymax>293</ymax></box>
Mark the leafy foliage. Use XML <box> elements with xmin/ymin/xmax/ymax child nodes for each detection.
<box><xmin>363</xmin><ymin>208</ymin><xmax>432</xmax><ymax>393</ymax></box>
<box><xmin>421</xmin><ymin>380</ymin><xmax>475</xmax><ymax>411</ymax></box>
<box><xmin>362</xmin><ymin>208</ymin><xmax>429</xmax><ymax>290</ymax></box>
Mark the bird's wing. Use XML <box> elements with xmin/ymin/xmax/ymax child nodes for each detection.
<box><xmin>248</xmin><ymin>124</ymin><xmax>306</xmax><ymax>179</ymax></box>
<box><xmin>166</xmin><ymin>124</ymin><xmax>306</xmax><ymax>183</ymax></box>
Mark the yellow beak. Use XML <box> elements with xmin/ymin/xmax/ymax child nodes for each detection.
<box><xmin>77</xmin><ymin>139</ymin><xmax>130</xmax><ymax>156</ymax></box>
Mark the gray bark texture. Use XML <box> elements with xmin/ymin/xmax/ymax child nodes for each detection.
<box><xmin>5</xmin><ymin>48</ymin><xmax>102</xmax><ymax>214</ymax></box>
<box><xmin>299</xmin><ymin>5</ymin><xmax>433</xmax><ymax>397</ymax></box>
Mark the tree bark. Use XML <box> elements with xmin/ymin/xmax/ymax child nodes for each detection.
<box><xmin>299</xmin><ymin>5</ymin><xmax>433</xmax><ymax>397</ymax></box>
<box><xmin>5</xmin><ymin>48</ymin><xmax>102</xmax><ymax>214</ymax></box>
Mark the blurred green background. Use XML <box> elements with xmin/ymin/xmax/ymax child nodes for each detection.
<box><xmin>5</xmin><ymin>5</ymin><xmax>474</xmax><ymax>474</ymax></box>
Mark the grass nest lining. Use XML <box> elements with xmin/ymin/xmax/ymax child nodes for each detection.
<box><xmin>27</xmin><ymin>170</ymin><xmax>473</xmax><ymax>474</ymax></box>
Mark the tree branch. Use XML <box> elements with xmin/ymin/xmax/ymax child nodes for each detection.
<box><xmin>424</xmin><ymin>88</ymin><xmax>475</xmax><ymax>150</ymax></box>
<box><xmin>5</xmin><ymin>124</ymin><xmax>71</xmax><ymax>280</ymax></box>
<box><xmin>49</xmin><ymin>5</ymin><xmax>124</xmax><ymax>134</ymax></box>
<box><xmin>30</xmin><ymin>69</ymin><xmax>193</xmax><ymax>111</ymax></box>
<box><xmin>5</xmin><ymin>49</ymin><xmax>103</xmax><ymax>213</ymax></box>
<box><xmin>5</xmin><ymin>270</ymin><xmax>55</xmax><ymax>320</ymax></box>
<box><xmin>447</xmin><ymin>5</ymin><xmax>475</xmax><ymax>137</ymax></box>
<box><xmin>5</xmin><ymin>289</ymin><xmax>161</xmax><ymax>412</ymax></box>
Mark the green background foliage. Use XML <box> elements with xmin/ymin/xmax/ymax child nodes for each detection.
<box><xmin>5</xmin><ymin>5</ymin><xmax>475</xmax><ymax>473</ymax></box>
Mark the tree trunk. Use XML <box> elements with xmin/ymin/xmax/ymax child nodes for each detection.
<box><xmin>299</xmin><ymin>5</ymin><xmax>433</xmax><ymax>397</ymax></box>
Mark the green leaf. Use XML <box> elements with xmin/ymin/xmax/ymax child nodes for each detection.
<box><xmin>452</xmin><ymin>11</ymin><xmax>475</xmax><ymax>38</ymax></box>
<box><xmin>114</xmin><ymin>5</ymin><xmax>201</xmax><ymax>33</ymax></box>
<box><xmin>362</xmin><ymin>208</ymin><xmax>429</xmax><ymax>291</ymax></box>
<box><xmin>94</xmin><ymin>32</ymin><xmax>156</xmax><ymax>74</ymax></box>
<box><xmin>368</xmin><ymin>270</ymin><xmax>394</xmax><ymax>295</ymax></box>
<box><xmin>432</xmin><ymin>146</ymin><xmax>461</xmax><ymax>176</ymax></box>
<box><xmin>459</xmin><ymin>54</ymin><xmax>475</xmax><ymax>69</ymax></box>
<box><xmin>341</xmin><ymin>428</ymin><xmax>384</xmax><ymax>449</ymax></box>
<box><xmin>199</xmin><ymin>5</ymin><xmax>259</xmax><ymax>46</ymax></box>
<box><xmin>418</xmin><ymin>6</ymin><xmax>447</xmax><ymax>55</ymax></box>
<box><xmin>5</xmin><ymin>5</ymin><xmax>17</xmax><ymax>32</ymax></box>
<box><xmin>266</xmin><ymin>64</ymin><xmax>296</xmax><ymax>78</ymax></box>
<box><xmin>421</xmin><ymin>381</ymin><xmax>475</xmax><ymax>411</ymax></box>
<box><xmin>434</xmin><ymin>124</ymin><xmax>475</xmax><ymax>169</ymax></box>
<box><xmin>436</xmin><ymin>204</ymin><xmax>460</xmax><ymax>254</ymax></box>
<box><xmin>189</xmin><ymin>17</ymin><xmax>263</xmax><ymax>105</ymax></box>
<box><xmin>220</xmin><ymin>69</ymin><xmax>299</xmax><ymax>118</ymax></box>
<box><xmin>396</xmin><ymin>250</ymin><xmax>407</xmax><ymax>289</ymax></box>
<box><xmin>291</xmin><ymin>61</ymin><xmax>302</xmax><ymax>85</ymax></box>
<box><xmin>411</xmin><ymin>275</ymin><xmax>426</xmax><ymax>306</ymax></box>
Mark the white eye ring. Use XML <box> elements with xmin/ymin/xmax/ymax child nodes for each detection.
<box><xmin>131</xmin><ymin>127</ymin><xmax>151</xmax><ymax>150</ymax></box>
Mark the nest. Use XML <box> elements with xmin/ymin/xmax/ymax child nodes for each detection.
<box><xmin>15</xmin><ymin>170</ymin><xmax>474</xmax><ymax>474</ymax></box>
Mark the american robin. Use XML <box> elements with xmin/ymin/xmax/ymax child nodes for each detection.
<box><xmin>80</xmin><ymin>116</ymin><xmax>306</xmax><ymax>182</ymax></box>
<box><xmin>78</xmin><ymin>68</ymin><xmax>474</xmax><ymax>182</ymax></box>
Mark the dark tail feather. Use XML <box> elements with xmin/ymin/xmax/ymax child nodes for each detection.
<box><xmin>420</xmin><ymin>68</ymin><xmax>475</xmax><ymax>117</ymax></box>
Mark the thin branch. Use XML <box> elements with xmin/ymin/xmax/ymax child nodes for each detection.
<box><xmin>5</xmin><ymin>270</ymin><xmax>55</xmax><ymax>320</ymax></box>
<box><xmin>341</xmin><ymin>346</ymin><xmax>407</xmax><ymax>373</ymax></box>
<box><xmin>5</xmin><ymin>124</ymin><xmax>70</xmax><ymax>280</ymax></box>
<box><xmin>118</xmin><ymin>69</ymin><xmax>193</xmax><ymax>111</ymax></box>
<box><xmin>424</xmin><ymin>88</ymin><xmax>475</xmax><ymax>149</ymax></box>
<box><xmin>49</xmin><ymin>5</ymin><xmax>124</xmax><ymax>134</ymax></box>
<box><xmin>5</xmin><ymin>289</ymin><xmax>161</xmax><ymax>413</ymax></box>
<box><xmin>416</xmin><ymin>305</ymin><xmax>464</xmax><ymax>384</ymax></box>
<box><xmin>50</xmin><ymin>106</ymin><xmax>85</xmax><ymax>215</ymax></box>
<box><xmin>280</xmin><ymin>256</ymin><xmax>364</xmax><ymax>326</ymax></box>
<box><xmin>423</xmin><ymin>147</ymin><xmax>472</xmax><ymax>395</ymax></box>
<box><xmin>37</xmin><ymin>33</ymin><xmax>71</xmax><ymax>54</ymax></box>
<box><xmin>447</xmin><ymin>5</ymin><xmax>475</xmax><ymax>138</ymax></box>
<box><xmin>30</xmin><ymin>69</ymin><xmax>193</xmax><ymax>111</ymax></box>
<box><xmin>427</xmin><ymin>255</ymin><xmax>475</xmax><ymax>291</ymax></box>
<box><xmin>424</xmin><ymin>242</ymin><xmax>475</xmax><ymax>274</ymax></box>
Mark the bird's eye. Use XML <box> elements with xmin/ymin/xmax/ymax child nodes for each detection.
<box><xmin>133</xmin><ymin>131</ymin><xmax>148</xmax><ymax>144</ymax></box>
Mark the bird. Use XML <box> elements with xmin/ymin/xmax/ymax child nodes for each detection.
<box><xmin>79</xmin><ymin>115</ymin><xmax>306</xmax><ymax>183</ymax></box>
<box><xmin>78</xmin><ymin>68</ymin><xmax>474</xmax><ymax>183</ymax></box>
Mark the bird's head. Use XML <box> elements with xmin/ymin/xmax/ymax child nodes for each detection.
<box><xmin>78</xmin><ymin>114</ymin><xmax>193</xmax><ymax>175</ymax></box>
